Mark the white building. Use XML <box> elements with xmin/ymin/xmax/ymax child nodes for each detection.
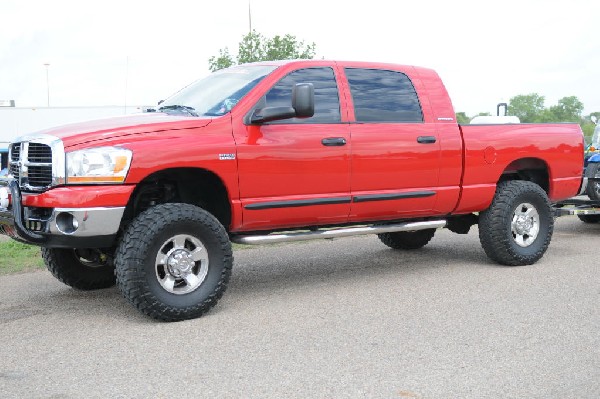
<box><xmin>0</xmin><ymin>105</ymin><xmax>150</xmax><ymax>169</ymax></box>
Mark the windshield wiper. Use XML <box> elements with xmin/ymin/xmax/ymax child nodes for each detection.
<box><xmin>158</xmin><ymin>105</ymin><xmax>199</xmax><ymax>117</ymax></box>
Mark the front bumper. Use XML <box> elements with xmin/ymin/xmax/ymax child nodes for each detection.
<box><xmin>0</xmin><ymin>179</ymin><xmax>124</xmax><ymax>248</ymax></box>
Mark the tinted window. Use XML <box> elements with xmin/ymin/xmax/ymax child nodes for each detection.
<box><xmin>264</xmin><ymin>67</ymin><xmax>340</xmax><ymax>123</ymax></box>
<box><xmin>345</xmin><ymin>68</ymin><xmax>423</xmax><ymax>122</ymax></box>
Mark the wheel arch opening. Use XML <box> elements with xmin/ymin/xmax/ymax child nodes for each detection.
<box><xmin>498</xmin><ymin>158</ymin><xmax>549</xmax><ymax>194</ymax></box>
<box><xmin>123</xmin><ymin>167</ymin><xmax>232</xmax><ymax>231</ymax></box>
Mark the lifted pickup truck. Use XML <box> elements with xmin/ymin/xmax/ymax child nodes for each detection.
<box><xmin>0</xmin><ymin>60</ymin><xmax>584</xmax><ymax>321</ymax></box>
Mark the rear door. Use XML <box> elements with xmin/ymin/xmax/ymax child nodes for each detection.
<box><xmin>342</xmin><ymin>66</ymin><xmax>442</xmax><ymax>222</ymax></box>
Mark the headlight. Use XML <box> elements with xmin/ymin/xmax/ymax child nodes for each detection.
<box><xmin>66</xmin><ymin>147</ymin><xmax>132</xmax><ymax>184</ymax></box>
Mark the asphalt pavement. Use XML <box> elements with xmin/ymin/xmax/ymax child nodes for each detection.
<box><xmin>0</xmin><ymin>216</ymin><xmax>599</xmax><ymax>398</ymax></box>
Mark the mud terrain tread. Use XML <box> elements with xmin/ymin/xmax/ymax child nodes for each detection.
<box><xmin>377</xmin><ymin>229</ymin><xmax>436</xmax><ymax>250</ymax></box>
<box><xmin>478</xmin><ymin>181</ymin><xmax>553</xmax><ymax>266</ymax></box>
<box><xmin>41</xmin><ymin>248</ymin><xmax>116</xmax><ymax>290</ymax></box>
<box><xmin>115</xmin><ymin>204</ymin><xmax>232</xmax><ymax>322</ymax></box>
<box><xmin>577</xmin><ymin>214</ymin><xmax>600</xmax><ymax>223</ymax></box>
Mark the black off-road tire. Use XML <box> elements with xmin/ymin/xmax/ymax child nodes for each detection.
<box><xmin>577</xmin><ymin>214</ymin><xmax>600</xmax><ymax>223</ymax></box>
<box><xmin>41</xmin><ymin>248</ymin><xmax>116</xmax><ymax>290</ymax></box>
<box><xmin>115</xmin><ymin>203</ymin><xmax>232</xmax><ymax>322</ymax></box>
<box><xmin>377</xmin><ymin>229</ymin><xmax>436</xmax><ymax>250</ymax></box>
<box><xmin>479</xmin><ymin>181</ymin><xmax>553</xmax><ymax>266</ymax></box>
<box><xmin>585</xmin><ymin>163</ymin><xmax>600</xmax><ymax>201</ymax></box>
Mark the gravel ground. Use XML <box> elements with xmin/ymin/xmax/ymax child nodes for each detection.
<box><xmin>0</xmin><ymin>216</ymin><xmax>599</xmax><ymax>398</ymax></box>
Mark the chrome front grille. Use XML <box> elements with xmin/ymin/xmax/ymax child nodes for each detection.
<box><xmin>9</xmin><ymin>137</ymin><xmax>62</xmax><ymax>192</ymax></box>
<box><xmin>28</xmin><ymin>143</ymin><xmax>52</xmax><ymax>163</ymax></box>
<box><xmin>27</xmin><ymin>165</ymin><xmax>53</xmax><ymax>187</ymax></box>
<box><xmin>9</xmin><ymin>143</ymin><xmax>21</xmax><ymax>179</ymax></box>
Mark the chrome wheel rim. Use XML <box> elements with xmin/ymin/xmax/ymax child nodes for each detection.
<box><xmin>511</xmin><ymin>202</ymin><xmax>540</xmax><ymax>247</ymax></box>
<box><xmin>155</xmin><ymin>234</ymin><xmax>209</xmax><ymax>295</ymax></box>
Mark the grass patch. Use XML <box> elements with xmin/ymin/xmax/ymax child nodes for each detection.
<box><xmin>0</xmin><ymin>240</ymin><xmax>45</xmax><ymax>275</ymax></box>
<box><xmin>0</xmin><ymin>239</ymin><xmax>294</xmax><ymax>275</ymax></box>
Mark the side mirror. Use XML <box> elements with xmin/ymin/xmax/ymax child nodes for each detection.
<box><xmin>292</xmin><ymin>83</ymin><xmax>315</xmax><ymax>118</ymax></box>
<box><xmin>592</xmin><ymin>115</ymin><xmax>598</xmax><ymax>125</ymax></box>
<box><xmin>250</xmin><ymin>83</ymin><xmax>315</xmax><ymax>124</ymax></box>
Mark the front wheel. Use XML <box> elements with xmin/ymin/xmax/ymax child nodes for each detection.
<box><xmin>41</xmin><ymin>248</ymin><xmax>116</xmax><ymax>290</ymax></box>
<box><xmin>115</xmin><ymin>203</ymin><xmax>232</xmax><ymax>322</ymax></box>
<box><xmin>478</xmin><ymin>181</ymin><xmax>554</xmax><ymax>266</ymax></box>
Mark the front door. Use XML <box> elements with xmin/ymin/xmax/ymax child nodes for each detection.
<box><xmin>232</xmin><ymin>66</ymin><xmax>351</xmax><ymax>231</ymax></box>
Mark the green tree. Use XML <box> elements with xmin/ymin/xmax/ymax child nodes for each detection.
<box><xmin>236</xmin><ymin>30</ymin><xmax>265</xmax><ymax>64</ymax></box>
<box><xmin>207</xmin><ymin>48</ymin><xmax>234</xmax><ymax>72</ymax></box>
<box><xmin>582</xmin><ymin>112</ymin><xmax>600</xmax><ymax>141</ymax></box>
<box><xmin>209</xmin><ymin>30</ymin><xmax>316</xmax><ymax>72</ymax></box>
<box><xmin>455</xmin><ymin>112</ymin><xmax>470</xmax><ymax>124</ymax></box>
<box><xmin>508</xmin><ymin>93</ymin><xmax>546</xmax><ymax>123</ymax></box>
<box><xmin>582</xmin><ymin>123</ymin><xmax>595</xmax><ymax>140</ymax></box>
<box><xmin>547</xmin><ymin>96</ymin><xmax>584</xmax><ymax>122</ymax></box>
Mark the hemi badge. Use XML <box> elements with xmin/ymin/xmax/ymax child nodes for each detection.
<box><xmin>437</xmin><ymin>117</ymin><xmax>454</xmax><ymax>121</ymax></box>
<box><xmin>219</xmin><ymin>153</ymin><xmax>236</xmax><ymax>160</ymax></box>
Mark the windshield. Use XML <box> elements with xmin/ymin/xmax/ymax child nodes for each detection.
<box><xmin>159</xmin><ymin>65</ymin><xmax>277</xmax><ymax>117</ymax></box>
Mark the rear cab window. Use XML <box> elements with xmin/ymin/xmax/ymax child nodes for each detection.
<box><xmin>344</xmin><ymin>68</ymin><xmax>423</xmax><ymax>123</ymax></box>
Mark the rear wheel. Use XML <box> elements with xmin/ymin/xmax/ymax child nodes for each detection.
<box><xmin>378</xmin><ymin>229</ymin><xmax>436</xmax><ymax>250</ymax></box>
<box><xmin>42</xmin><ymin>248</ymin><xmax>116</xmax><ymax>290</ymax></box>
<box><xmin>577</xmin><ymin>214</ymin><xmax>600</xmax><ymax>223</ymax></box>
<box><xmin>479</xmin><ymin>181</ymin><xmax>553</xmax><ymax>266</ymax></box>
<box><xmin>115</xmin><ymin>203</ymin><xmax>232</xmax><ymax>322</ymax></box>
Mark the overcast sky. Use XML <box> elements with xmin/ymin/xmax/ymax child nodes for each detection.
<box><xmin>1</xmin><ymin>0</ymin><xmax>599</xmax><ymax>116</ymax></box>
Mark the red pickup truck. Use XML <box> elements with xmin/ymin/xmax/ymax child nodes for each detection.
<box><xmin>0</xmin><ymin>60</ymin><xmax>584</xmax><ymax>321</ymax></box>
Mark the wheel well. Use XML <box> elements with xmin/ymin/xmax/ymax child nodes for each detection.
<box><xmin>122</xmin><ymin>168</ymin><xmax>231</xmax><ymax>230</ymax></box>
<box><xmin>499</xmin><ymin>158</ymin><xmax>549</xmax><ymax>193</ymax></box>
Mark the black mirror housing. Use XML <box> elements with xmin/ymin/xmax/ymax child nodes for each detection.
<box><xmin>249</xmin><ymin>82</ymin><xmax>315</xmax><ymax>124</ymax></box>
<box><xmin>292</xmin><ymin>83</ymin><xmax>314</xmax><ymax>118</ymax></box>
<box><xmin>250</xmin><ymin>107</ymin><xmax>296</xmax><ymax>124</ymax></box>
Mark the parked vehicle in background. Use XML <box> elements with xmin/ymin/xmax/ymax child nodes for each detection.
<box><xmin>0</xmin><ymin>143</ymin><xmax>8</xmax><ymax>170</ymax></box>
<box><xmin>0</xmin><ymin>144</ymin><xmax>8</xmax><ymax>180</ymax></box>
<box><xmin>585</xmin><ymin>116</ymin><xmax>600</xmax><ymax>200</ymax></box>
<box><xmin>0</xmin><ymin>60</ymin><xmax>585</xmax><ymax>321</ymax></box>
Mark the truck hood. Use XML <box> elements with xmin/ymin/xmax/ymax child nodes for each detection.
<box><xmin>26</xmin><ymin>113</ymin><xmax>213</xmax><ymax>149</ymax></box>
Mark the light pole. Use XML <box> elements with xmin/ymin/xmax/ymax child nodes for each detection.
<box><xmin>248</xmin><ymin>0</ymin><xmax>252</xmax><ymax>33</ymax></box>
<box><xmin>43</xmin><ymin>63</ymin><xmax>50</xmax><ymax>107</ymax></box>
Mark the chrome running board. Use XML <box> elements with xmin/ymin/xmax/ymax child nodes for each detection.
<box><xmin>231</xmin><ymin>220</ymin><xmax>446</xmax><ymax>245</ymax></box>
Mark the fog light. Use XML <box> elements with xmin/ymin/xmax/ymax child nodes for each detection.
<box><xmin>56</xmin><ymin>212</ymin><xmax>79</xmax><ymax>234</ymax></box>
